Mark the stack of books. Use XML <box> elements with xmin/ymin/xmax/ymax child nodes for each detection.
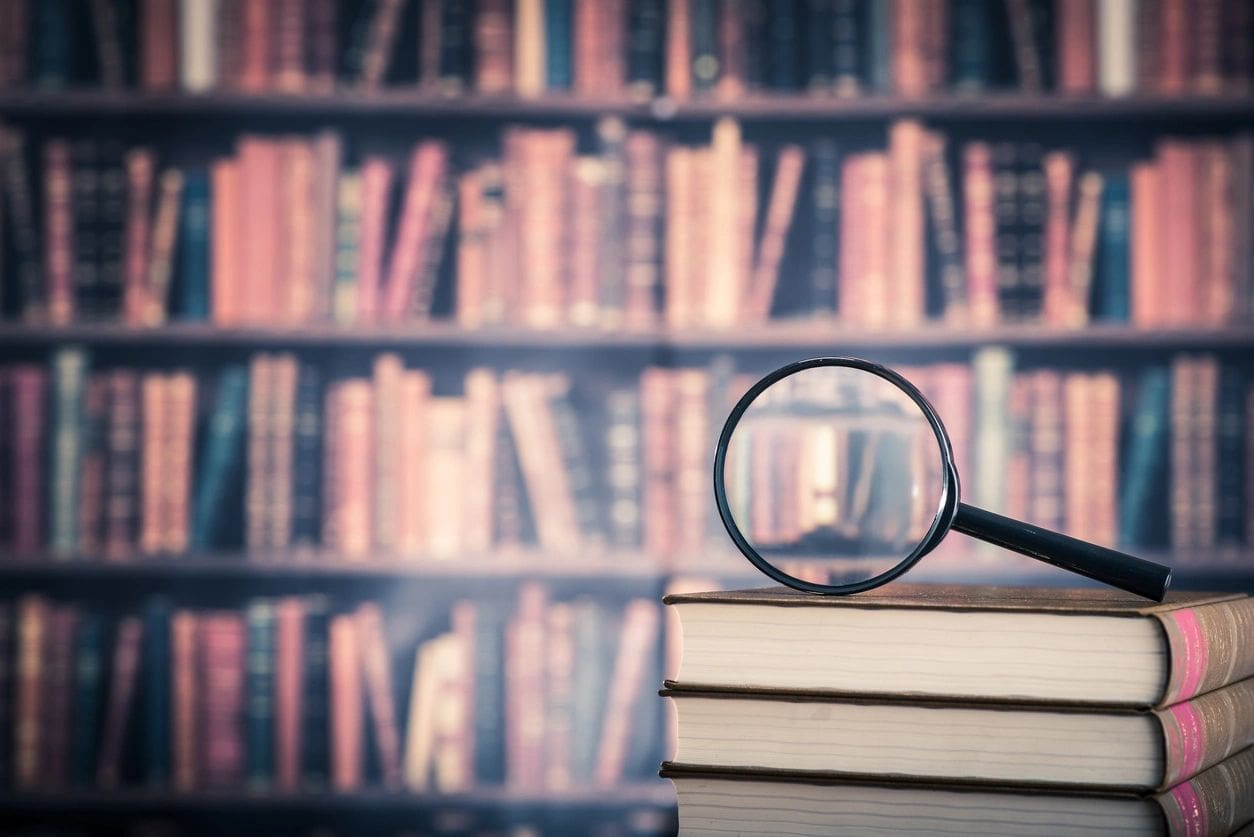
<box><xmin>661</xmin><ymin>584</ymin><xmax>1254</xmax><ymax>835</ymax></box>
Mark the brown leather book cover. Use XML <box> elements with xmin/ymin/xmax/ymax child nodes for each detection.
<box><xmin>1056</xmin><ymin>0</ymin><xmax>1096</xmax><ymax>93</ymax></box>
<box><xmin>14</xmin><ymin>596</ymin><xmax>46</xmax><ymax>789</ymax></box>
<box><xmin>199</xmin><ymin>611</ymin><xmax>245</xmax><ymax>787</ymax></box>
<box><xmin>474</xmin><ymin>0</ymin><xmax>513</xmax><ymax>93</ymax></box>
<box><xmin>43</xmin><ymin>139</ymin><xmax>74</xmax><ymax>326</ymax></box>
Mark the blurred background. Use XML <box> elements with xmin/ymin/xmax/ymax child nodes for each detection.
<box><xmin>0</xmin><ymin>0</ymin><xmax>1250</xmax><ymax>834</ymax></box>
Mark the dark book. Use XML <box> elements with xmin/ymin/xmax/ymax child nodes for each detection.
<box><xmin>663</xmin><ymin>749</ymin><xmax>1254</xmax><ymax>837</ymax></box>
<box><xmin>546</xmin><ymin>0</ymin><xmax>574</xmax><ymax>90</ymax></box>
<box><xmin>596</xmin><ymin>118</ymin><xmax>628</xmax><ymax>326</ymax></box>
<box><xmin>97</xmin><ymin>615</ymin><xmax>143</xmax><ymax>789</ymax></box>
<box><xmin>863</xmin><ymin>0</ymin><xmax>891</xmax><ymax>92</ymax></box>
<box><xmin>95</xmin><ymin>140</ymin><xmax>127</xmax><ymax>320</ymax></box>
<box><xmin>830</xmin><ymin>0</ymin><xmax>862</xmax><ymax>95</ymax></box>
<box><xmin>548</xmin><ymin>379</ymin><xmax>601</xmax><ymax>545</ymax></box>
<box><xmin>804</xmin><ymin>0</ymin><xmax>833</xmax><ymax>93</ymax></box>
<box><xmin>991</xmin><ymin>142</ymin><xmax>1022</xmax><ymax>321</ymax></box>
<box><xmin>290</xmin><ymin>363</ymin><xmax>323</xmax><ymax>548</ymax></box>
<box><xmin>691</xmin><ymin>0</ymin><xmax>720</xmax><ymax>93</ymax></box>
<box><xmin>950</xmin><ymin>0</ymin><xmax>997</xmax><ymax>90</ymax></box>
<box><xmin>1217</xmin><ymin>365</ymin><xmax>1247</xmax><ymax>547</ymax></box>
<box><xmin>49</xmin><ymin>347</ymin><xmax>88</xmax><ymax>557</ymax></box>
<box><xmin>245</xmin><ymin>599</ymin><xmax>276</xmax><ymax>789</ymax></box>
<box><xmin>70</xmin><ymin>140</ymin><xmax>102</xmax><ymax>320</ymax></box>
<box><xmin>11</xmin><ymin>366</ymin><xmax>47</xmax><ymax>554</ymax></box>
<box><xmin>808</xmin><ymin>138</ymin><xmax>839</xmax><ymax>315</ymax></box>
<box><xmin>143</xmin><ymin>598</ymin><xmax>171</xmax><ymax>786</ymax></box>
<box><xmin>302</xmin><ymin>595</ymin><xmax>331</xmax><ymax>788</ymax></box>
<box><xmin>0</xmin><ymin>128</ymin><xmax>43</xmax><ymax>320</ymax></box>
<box><xmin>604</xmin><ymin>386</ymin><xmax>642</xmax><ymax>549</ymax></box>
<box><xmin>71</xmin><ymin>612</ymin><xmax>103</xmax><ymax>787</ymax></box>
<box><xmin>175</xmin><ymin>168</ymin><xmax>211</xmax><ymax>321</ymax></box>
<box><xmin>742</xmin><ymin>0</ymin><xmax>769</xmax><ymax>90</ymax></box>
<box><xmin>0</xmin><ymin>0</ymin><xmax>31</xmax><ymax>89</ymax></box>
<box><xmin>766</xmin><ymin>0</ymin><xmax>801</xmax><ymax>89</ymax></box>
<box><xmin>190</xmin><ymin>366</ymin><xmax>247</xmax><ymax>550</ymax></box>
<box><xmin>0</xmin><ymin>604</ymin><xmax>11</xmax><ymax>787</ymax></box>
<box><xmin>1095</xmin><ymin>169</ymin><xmax>1130</xmax><ymax>321</ymax></box>
<box><xmin>625</xmin><ymin>0</ymin><xmax>662</xmax><ymax>95</ymax></box>
<box><xmin>103</xmin><ymin>370</ymin><xmax>140</xmax><ymax>559</ymax></box>
<box><xmin>472</xmin><ymin>599</ymin><xmax>507</xmax><ymax>783</ymax></box>
<box><xmin>438</xmin><ymin>0</ymin><xmax>472</xmax><ymax>93</ymax></box>
<box><xmin>922</xmin><ymin>132</ymin><xmax>965</xmax><ymax>320</ymax></box>
<box><xmin>1016</xmin><ymin>143</ymin><xmax>1046</xmax><ymax>321</ymax></box>
<box><xmin>31</xmin><ymin>0</ymin><xmax>73</xmax><ymax>88</ymax></box>
<box><xmin>42</xmin><ymin>604</ymin><xmax>77</xmax><ymax>787</ymax></box>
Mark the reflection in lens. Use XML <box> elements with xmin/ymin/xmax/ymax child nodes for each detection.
<box><xmin>721</xmin><ymin>364</ymin><xmax>948</xmax><ymax>588</ymax></box>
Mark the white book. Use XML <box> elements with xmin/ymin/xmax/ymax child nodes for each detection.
<box><xmin>179</xmin><ymin>0</ymin><xmax>218</xmax><ymax>92</ymax></box>
<box><xmin>1098</xmin><ymin>0</ymin><xmax>1138</xmax><ymax>96</ymax></box>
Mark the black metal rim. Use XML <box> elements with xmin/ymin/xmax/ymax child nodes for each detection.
<box><xmin>712</xmin><ymin>356</ymin><xmax>959</xmax><ymax>595</ymax></box>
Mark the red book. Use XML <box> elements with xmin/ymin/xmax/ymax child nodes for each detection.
<box><xmin>1193</xmin><ymin>0</ymin><xmax>1223</xmax><ymax>92</ymax></box>
<box><xmin>1199</xmin><ymin>143</ymin><xmax>1233</xmax><ymax>324</ymax></box>
<box><xmin>199</xmin><ymin>612</ymin><xmax>245</xmax><ymax>788</ymax></box>
<box><xmin>356</xmin><ymin>604</ymin><xmax>401</xmax><ymax>788</ymax></box>
<box><xmin>210</xmin><ymin>158</ymin><xmax>241</xmax><ymax>325</ymax></box>
<box><xmin>1159</xmin><ymin>141</ymin><xmax>1198</xmax><ymax>325</ymax></box>
<box><xmin>474</xmin><ymin>0</ymin><xmax>513</xmax><ymax>92</ymax></box>
<box><xmin>1056</xmin><ymin>0</ymin><xmax>1096</xmax><ymax>93</ymax></box>
<box><xmin>43</xmin><ymin>139</ymin><xmax>74</xmax><ymax>325</ymax></box>
<box><xmin>239</xmin><ymin>0</ymin><xmax>272</xmax><ymax>91</ymax></box>
<box><xmin>1041</xmin><ymin>151</ymin><xmax>1073</xmax><ymax>326</ymax></box>
<box><xmin>141</xmin><ymin>0</ymin><xmax>178</xmax><ymax>89</ymax></box>
<box><xmin>381</xmin><ymin>142</ymin><xmax>450</xmax><ymax>321</ymax></box>
<box><xmin>889</xmin><ymin>121</ymin><xmax>925</xmax><ymax>328</ymax></box>
<box><xmin>1130</xmin><ymin>160</ymin><xmax>1164</xmax><ymax>327</ymax></box>
<box><xmin>274</xmin><ymin>598</ymin><xmax>304</xmax><ymax>792</ymax></box>
<box><xmin>171</xmin><ymin>609</ymin><xmax>199</xmax><ymax>791</ymax></box>
<box><xmin>748</xmin><ymin>144</ymin><xmax>805</xmax><ymax>322</ymax></box>
<box><xmin>78</xmin><ymin>375</ymin><xmax>108</xmax><ymax>556</ymax></box>
<box><xmin>505</xmin><ymin>583</ymin><xmax>546</xmax><ymax>790</ymax></box>
<box><xmin>354</xmin><ymin>156</ymin><xmax>395</xmax><ymax>325</ymax></box>
<box><xmin>329</xmin><ymin>613</ymin><xmax>363</xmax><ymax>791</ymax></box>
<box><xmin>238</xmin><ymin>137</ymin><xmax>280</xmax><ymax>322</ymax></box>
<box><xmin>97</xmin><ymin>616</ymin><xmax>144</xmax><ymax>788</ymax></box>
<box><xmin>327</xmin><ymin>380</ymin><xmax>374</xmax><ymax>558</ymax></box>
<box><xmin>962</xmin><ymin>142</ymin><xmax>999</xmax><ymax>328</ymax></box>
<box><xmin>665</xmin><ymin>0</ymin><xmax>692</xmax><ymax>99</ymax></box>
<box><xmin>892</xmin><ymin>0</ymin><xmax>928</xmax><ymax>95</ymax></box>
<box><xmin>11</xmin><ymin>366</ymin><xmax>46</xmax><ymax>555</ymax></box>
<box><xmin>14</xmin><ymin>596</ymin><xmax>47</xmax><ymax>790</ymax></box>
<box><xmin>123</xmin><ymin>148</ymin><xmax>155</xmax><ymax>326</ymax></box>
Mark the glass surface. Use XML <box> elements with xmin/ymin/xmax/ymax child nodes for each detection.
<box><xmin>721</xmin><ymin>365</ymin><xmax>948</xmax><ymax>587</ymax></box>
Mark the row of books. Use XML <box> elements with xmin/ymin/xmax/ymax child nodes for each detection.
<box><xmin>0</xmin><ymin>347</ymin><xmax>1249</xmax><ymax>563</ymax></box>
<box><xmin>1</xmin><ymin>586</ymin><xmax>663</xmax><ymax>792</ymax></box>
<box><xmin>663</xmin><ymin>584</ymin><xmax>1254</xmax><ymax>834</ymax></box>
<box><xmin>4</xmin><ymin>120</ymin><xmax>1253</xmax><ymax>330</ymax></box>
<box><xmin>1</xmin><ymin>0</ymin><xmax>1251</xmax><ymax>99</ymax></box>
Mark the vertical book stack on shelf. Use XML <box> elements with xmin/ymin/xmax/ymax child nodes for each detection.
<box><xmin>663</xmin><ymin>584</ymin><xmax>1254</xmax><ymax>835</ymax></box>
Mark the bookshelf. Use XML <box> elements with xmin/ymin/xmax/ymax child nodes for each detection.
<box><xmin>2</xmin><ymin>0</ymin><xmax>1253</xmax><ymax>833</ymax></box>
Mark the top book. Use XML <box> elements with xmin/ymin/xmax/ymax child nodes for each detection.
<box><xmin>664</xmin><ymin>583</ymin><xmax>1254</xmax><ymax>708</ymax></box>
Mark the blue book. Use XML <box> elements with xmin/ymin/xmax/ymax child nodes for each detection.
<box><xmin>1096</xmin><ymin>171</ymin><xmax>1130</xmax><ymax>321</ymax></box>
<box><xmin>691</xmin><ymin>0</ymin><xmax>720</xmax><ymax>92</ymax></box>
<box><xmin>72</xmin><ymin>613</ymin><xmax>104</xmax><ymax>787</ymax></box>
<box><xmin>767</xmin><ymin>0</ymin><xmax>802</xmax><ymax>90</ymax></box>
<box><xmin>1217</xmin><ymin>366</ymin><xmax>1246</xmax><ymax>546</ymax></box>
<box><xmin>1118</xmin><ymin>368</ymin><xmax>1170</xmax><ymax>549</ymax></box>
<box><xmin>143</xmin><ymin>598</ymin><xmax>171</xmax><ymax>786</ymax></box>
<box><xmin>544</xmin><ymin>0</ymin><xmax>572</xmax><ymax>90</ymax></box>
<box><xmin>49</xmin><ymin>347</ymin><xmax>88</xmax><ymax>556</ymax></box>
<box><xmin>32</xmin><ymin>0</ymin><xmax>72</xmax><ymax>87</ymax></box>
<box><xmin>190</xmin><ymin>367</ymin><xmax>248</xmax><ymax>550</ymax></box>
<box><xmin>571</xmin><ymin>600</ymin><xmax>615</xmax><ymax>779</ymax></box>
<box><xmin>950</xmin><ymin>0</ymin><xmax>996</xmax><ymax>90</ymax></box>
<box><xmin>176</xmin><ymin>169</ymin><xmax>211</xmax><ymax>321</ymax></box>
<box><xmin>246</xmin><ymin>600</ymin><xmax>276</xmax><ymax>788</ymax></box>
<box><xmin>865</xmin><ymin>0</ymin><xmax>892</xmax><ymax>93</ymax></box>
<box><xmin>626</xmin><ymin>0</ymin><xmax>664</xmax><ymax>95</ymax></box>
<box><xmin>472</xmin><ymin>601</ymin><xmax>508</xmax><ymax>783</ymax></box>
<box><xmin>302</xmin><ymin>596</ymin><xmax>331</xmax><ymax>787</ymax></box>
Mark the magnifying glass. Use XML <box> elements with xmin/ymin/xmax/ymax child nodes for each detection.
<box><xmin>713</xmin><ymin>357</ymin><xmax>1172</xmax><ymax>601</ymax></box>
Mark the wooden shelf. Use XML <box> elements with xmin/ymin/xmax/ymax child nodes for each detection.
<box><xmin>1</xmin><ymin>322</ymin><xmax>1252</xmax><ymax>352</ymax></box>
<box><xmin>2</xmin><ymin>90</ymin><xmax>1253</xmax><ymax>123</ymax></box>
<box><xmin>0</xmin><ymin>784</ymin><xmax>676</xmax><ymax>815</ymax></box>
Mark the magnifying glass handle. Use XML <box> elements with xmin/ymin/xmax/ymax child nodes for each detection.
<box><xmin>952</xmin><ymin>503</ymin><xmax>1172</xmax><ymax>601</ymax></box>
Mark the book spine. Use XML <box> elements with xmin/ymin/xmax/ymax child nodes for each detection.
<box><xmin>438</xmin><ymin>0</ymin><xmax>472</xmax><ymax>93</ymax></box>
<box><xmin>210</xmin><ymin>158</ymin><xmax>240</xmax><ymax>325</ymax></box>
<box><xmin>626</xmin><ymin>0</ymin><xmax>661</xmax><ymax>95</ymax></box>
<box><xmin>889</xmin><ymin>120</ymin><xmax>926</xmax><ymax>328</ymax></box>
<box><xmin>145</xmin><ymin>168</ymin><xmax>183</xmax><ymax>325</ymax></box>
<box><xmin>1</xmin><ymin>128</ymin><xmax>44</xmax><ymax>320</ymax></box>
<box><xmin>1159</xmin><ymin>748</ymin><xmax>1254</xmax><ymax>837</ymax></box>
<box><xmin>43</xmin><ymin>604</ymin><xmax>77</xmax><ymax>788</ymax></box>
<box><xmin>473</xmin><ymin>0</ymin><xmax>512</xmax><ymax>93</ymax></box>
<box><xmin>272</xmin><ymin>0</ymin><xmax>305</xmax><ymax>92</ymax></box>
<box><xmin>1158</xmin><ymin>596</ymin><xmax>1254</xmax><ymax>705</ymax></box>
<box><xmin>97</xmin><ymin>615</ymin><xmax>143</xmax><ymax>788</ymax></box>
<box><xmin>594</xmin><ymin>599</ymin><xmax>659</xmax><ymax>786</ymax></box>
<box><xmin>103</xmin><ymin>370</ymin><xmax>138</xmax><ymax>559</ymax></box>
<box><xmin>921</xmin><ymin>132</ymin><xmax>964</xmax><ymax>322</ymax></box>
<box><xmin>31</xmin><ymin>0</ymin><xmax>72</xmax><ymax>88</ymax></box>
<box><xmin>140</xmin><ymin>0</ymin><xmax>179</xmax><ymax>89</ymax></box>
<box><xmin>950</xmin><ymin>0</ymin><xmax>995</xmax><ymax>90</ymax></box>
<box><xmin>15</xmin><ymin>596</ymin><xmax>46</xmax><ymax>789</ymax></box>
<box><xmin>1157</xmin><ymin>679</ymin><xmax>1254</xmax><ymax>788</ymax></box>
<box><xmin>43</xmin><ymin>138</ymin><xmax>74</xmax><ymax>325</ymax></box>
<box><xmin>1066</xmin><ymin>170</ymin><xmax>1104</xmax><ymax>327</ymax></box>
<box><xmin>623</xmin><ymin>131</ymin><xmax>663</xmax><ymax>328</ymax></box>
<box><xmin>301</xmin><ymin>596</ymin><xmax>330</xmax><ymax>788</ymax></box>
<box><xmin>513</xmin><ymin>0</ymin><xmax>545</xmax><ymax>97</ymax></box>
<box><xmin>328</xmin><ymin>612</ymin><xmax>363</xmax><ymax>791</ymax></box>
<box><xmin>171</xmin><ymin>608</ymin><xmax>198</xmax><ymax>791</ymax></box>
<box><xmin>595</xmin><ymin>117</ymin><xmax>629</xmax><ymax>327</ymax></box>
<box><xmin>71</xmin><ymin>612</ymin><xmax>102</xmax><ymax>787</ymax></box>
<box><xmin>332</xmin><ymin>170</ymin><xmax>363</xmax><ymax>325</ymax></box>
<box><xmin>963</xmin><ymin>141</ymin><xmax>998</xmax><ymax>327</ymax></box>
<box><xmin>1096</xmin><ymin>170</ymin><xmax>1131</xmax><ymax>321</ymax></box>
<box><xmin>180</xmin><ymin>0</ymin><xmax>219</xmax><ymax>92</ymax></box>
<box><xmin>809</xmin><ymin>138</ymin><xmax>839</xmax><ymax>316</ymax></box>
<box><xmin>356</xmin><ymin>603</ymin><xmax>401</xmax><ymax>787</ymax></box>
<box><xmin>0</xmin><ymin>0</ymin><xmax>31</xmax><ymax>88</ymax></box>
<box><xmin>49</xmin><ymin>347</ymin><xmax>87</xmax><ymax>557</ymax></box>
<box><xmin>12</xmin><ymin>367</ymin><xmax>47</xmax><ymax>554</ymax></box>
<box><xmin>245</xmin><ymin>599</ymin><xmax>275</xmax><ymax>789</ymax></box>
<box><xmin>691</xmin><ymin>0</ymin><xmax>720</xmax><ymax>94</ymax></box>
<box><xmin>665</xmin><ymin>0</ymin><xmax>692</xmax><ymax>98</ymax></box>
<box><xmin>199</xmin><ymin>612</ymin><xmax>245</xmax><ymax>787</ymax></box>
<box><xmin>163</xmin><ymin>371</ymin><xmax>197</xmax><ymax>553</ymax></box>
<box><xmin>1215</xmin><ymin>366</ymin><xmax>1244</xmax><ymax>547</ymax></box>
<box><xmin>143</xmin><ymin>598</ymin><xmax>171</xmax><ymax>786</ymax></box>
<box><xmin>273</xmin><ymin>597</ymin><xmax>304</xmax><ymax>792</ymax></box>
<box><xmin>72</xmin><ymin>140</ymin><xmax>100</xmax><ymax>319</ymax></box>
<box><xmin>176</xmin><ymin>168</ymin><xmax>210</xmax><ymax>320</ymax></box>
<box><xmin>122</xmin><ymin>147</ymin><xmax>155</xmax><ymax>326</ymax></box>
<box><xmin>1097</xmin><ymin>0</ymin><xmax>1136</xmax><ymax>95</ymax></box>
<box><xmin>290</xmin><ymin>363</ymin><xmax>322</xmax><ymax>548</ymax></box>
<box><xmin>505</xmin><ymin>582</ymin><xmax>546</xmax><ymax>790</ymax></box>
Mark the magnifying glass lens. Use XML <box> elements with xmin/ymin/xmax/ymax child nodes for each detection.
<box><xmin>720</xmin><ymin>364</ymin><xmax>949</xmax><ymax>590</ymax></box>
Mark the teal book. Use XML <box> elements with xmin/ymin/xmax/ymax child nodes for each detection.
<box><xmin>302</xmin><ymin>596</ymin><xmax>331</xmax><ymax>787</ymax></box>
<box><xmin>1118</xmin><ymin>368</ymin><xmax>1170</xmax><ymax>548</ymax></box>
<box><xmin>1096</xmin><ymin>170</ymin><xmax>1130</xmax><ymax>321</ymax></box>
<box><xmin>805</xmin><ymin>0</ymin><xmax>833</xmax><ymax>93</ymax></box>
<box><xmin>246</xmin><ymin>600</ymin><xmax>276</xmax><ymax>788</ymax></box>
<box><xmin>49</xmin><ymin>347</ymin><xmax>88</xmax><ymax>556</ymax></box>
<box><xmin>190</xmin><ymin>367</ymin><xmax>248</xmax><ymax>550</ymax></box>
<box><xmin>143</xmin><ymin>598</ymin><xmax>171</xmax><ymax>786</ymax></box>
<box><xmin>626</xmin><ymin>0</ymin><xmax>662</xmax><ymax>95</ymax></box>
<box><xmin>767</xmin><ymin>0</ymin><xmax>801</xmax><ymax>90</ymax></box>
<box><xmin>176</xmin><ymin>168</ymin><xmax>211</xmax><ymax>321</ymax></box>
<box><xmin>570</xmin><ymin>600</ymin><xmax>614</xmax><ymax>779</ymax></box>
<box><xmin>545</xmin><ymin>0</ymin><xmax>573</xmax><ymax>90</ymax></box>
<box><xmin>1217</xmin><ymin>366</ymin><xmax>1246</xmax><ymax>546</ymax></box>
<box><xmin>32</xmin><ymin>0</ymin><xmax>72</xmax><ymax>87</ymax></box>
<box><xmin>950</xmin><ymin>0</ymin><xmax>997</xmax><ymax>90</ymax></box>
<box><xmin>472</xmin><ymin>602</ymin><xmax>507</xmax><ymax>782</ymax></box>
<box><xmin>72</xmin><ymin>612</ymin><xmax>103</xmax><ymax>786</ymax></box>
<box><xmin>865</xmin><ymin>0</ymin><xmax>892</xmax><ymax>92</ymax></box>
